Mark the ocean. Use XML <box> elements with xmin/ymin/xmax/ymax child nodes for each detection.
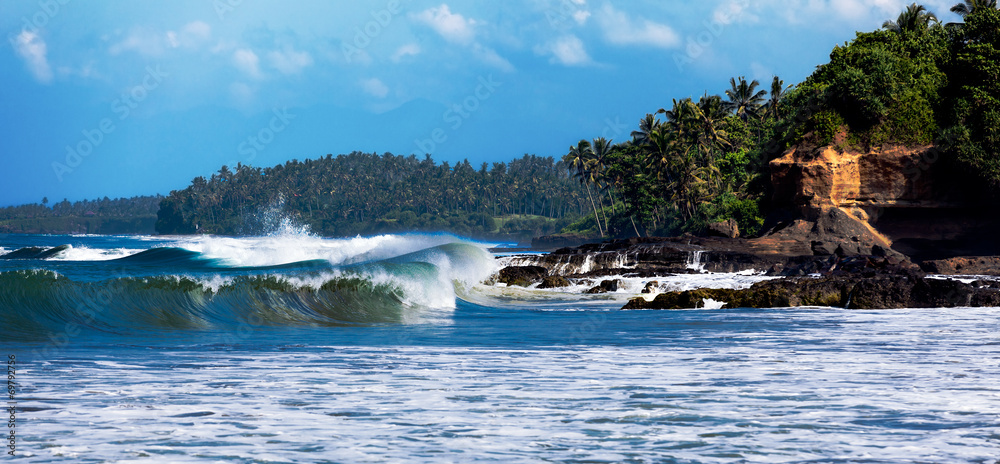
<box><xmin>1</xmin><ymin>232</ymin><xmax>998</xmax><ymax>463</ymax></box>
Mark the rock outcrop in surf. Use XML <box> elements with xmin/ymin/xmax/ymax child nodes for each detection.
<box><xmin>496</xmin><ymin>142</ymin><xmax>1000</xmax><ymax>309</ymax></box>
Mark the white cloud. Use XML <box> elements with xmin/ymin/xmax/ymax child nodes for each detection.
<box><xmin>269</xmin><ymin>46</ymin><xmax>313</xmax><ymax>75</ymax></box>
<box><xmin>765</xmin><ymin>0</ymin><xmax>948</xmax><ymax>25</ymax></box>
<box><xmin>182</xmin><ymin>21</ymin><xmax>212</xmax><ymax>41</ymax></box>
<box><xmin>832</xmin><ymin>0</ymin><xmax>871</xmax><ymax>21</ymax></box>
<box><xmin>233</xmin><ymin>48</ymin><xmax>263</xmax><ymax>79</ymax></box>
<box><xmin>412</xmin><ymin>4</ymin><xmax>477</xmax><ymax>44</ymax></box>
<box><xmin>472</xmin><ymin>43</ymin><xmax>515</xmax><ymax>72</ymax></box>
<box><xmin>568</xmin><ymin>0</ymin><xmax>591</xmax><ymax>24</ymax></box>
<box><xmin>14</xmin><ymin>31</ymin><xmax>53</xmax><ymax>84</ymax></box>
<box><xmin>410</xmin><ymin>4</ymin><xmax>513</xmax><ymax>71</ymax></box>
<box><xmin>713</xmin><ymin>0</ymin><xmax>756</xmax><ymax>25</ymax></box>
<box><xmin>110</xmin><ymin>27</ymin><xmax>167</xmax><ymax>56</ymax></box>
<box><xmin>536</xmin><ymin>35</ymin><xmax>592</xmax><ymax>66</ymax></box>
<box><xmin>111</xmin><ymin>21</ymin><xmax>211</xmax><ymax>56</ymax></box>
<box><xmin>597</xmin><ymin>4</ymin><xmax>680</xmax><ymax>49</ymax></box>
<box><xmin>361</xmin><ymin>78</ymin><xmax>390</xmax><ymax>98</ymax></box>
<box><xmin>167</xmin><ymin>21</ymin><xmax>212</xmax><ymax>48</ymax></box>
<box><xmin>391</xmin><ymin>43</ymin><xmax>422</xmax><ymax>62</ymax></box>
<box><xmin>57</xmin><ymin>62</ymin><xmax>99</xmax><ymax>80</ymax></box>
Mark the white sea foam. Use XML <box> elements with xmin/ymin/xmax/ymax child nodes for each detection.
<box><xmin>927</xmin><ymin>274</ymin><xmax>1000</xmax><ymax>284</ymax></box>
<box><xmin>169</xmin><ymin>232</ymin><xmax>473</xmax><ymax>267</ymax></box>
<box><xmin>18</xmin><ymin>307</ymin><xmax>1000</xmax><ymax>463</ymax></box>
<box><xmin>48</xmin><ymin>245</ymin><xmax>141</xmax><ymax>261</ymax></box>
<box><xmin>481</xmin><ymin>270</ymin><xmax>775</xmax><ymax>297</ymax></box>
<box><xmin>166</xmin><ymin>240</ymin><xmax>498</xmax><ymax>317</ymax></box>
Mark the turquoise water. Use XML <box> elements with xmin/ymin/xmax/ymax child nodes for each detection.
<box><xmin>2</xmin><ymin>233</ymin><xmax>999</xmax><ymax>463</ymax></box>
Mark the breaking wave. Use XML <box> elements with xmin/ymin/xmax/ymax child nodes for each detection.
<box><xmin>0</xmin><ymin>234</ymin><xmax>497</xmax><ymax>339</ymax></box>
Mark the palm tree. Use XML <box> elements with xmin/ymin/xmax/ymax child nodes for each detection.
<box><xmin>659</xmin><ymin>98</ymin><xmax>695</xmax><ymax>140</ymax></box>
<box><xmin>883</xmin><ymin>3</ymin><xmax>939</xmax><ymax>33</ymax></box>
<box><xmin>631</xmin><ymin>113</ymin><xmax>661</xmax><ymax>147</ymax></box>
<box><xmin>724</xmin><ymin>77</ymin><xmax>767</xmax><ymax>122</ymax></box>
<box><xmin>645</xmin><ymin>126</ymin><xmax>676</xmax><ymax>181</ymax></box>
<box><xmin>665</xmin><ymin>146</ymin><xmax>716</xmax><ymax>222</ymax></box>
<box><xmin>766</xmin><ymin>76</ymin><xmax>792</xmax><ymax>120</ymax></box>
<box><xmin>591</xmin><ymin>137</ymin><xmax>613</xmax><ymax>177</ymax></box>
<box><xmin>591</xmin><ymin>137</ymin><xmax>614</xmax><ymax>232</ymax></box>
<box><xmin>692</xmin><ymin>95</ymin><xmax>730</xmax><ymax>155</ymax></box>
<box><xmin>951</xmin><ymin>0</ymin><xmax>998</xmax><ymax>17</ymax></box>
<box><xmin>562</xmin><ymin>140</ymin><xmax>604</xmax><ymax>237</ymax></box>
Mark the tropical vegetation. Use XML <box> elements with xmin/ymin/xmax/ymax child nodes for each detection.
<box><xmin>559</xmin><ymin>1</ymin><xmax>1000</xmax><ymax>238</ymax></box>
<box><xmin>0</xmin><ymin>196</ymin><xmax>162</xmax><ymax>234</ymax></box>
<box><xmin>155</xmin><ymin>153</ymin><xmax>593</xmax><ymax>239</ymax></box>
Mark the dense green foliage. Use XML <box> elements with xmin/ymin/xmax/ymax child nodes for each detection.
<box><xmin>566</xmin><ymin>2</ymin><xmax>1000</xmax><ymax>239</ymax></box>
<box><xmin>946</xmin><ymin>4</ymin><xmax>1000</xmax><ymax>189</ymax></box>
<box><xmin>0</xmin><ymin>196</ymin><xmax>162</xmax><ymax>234</ymax></box>
<box><xmin>773</xmin><ymin>1</ymin><xmax>1000</xmax><ymax>191</ymax></box>
<box><xmin>564</xmin><ymin>79</ymin><xmax>781</xmax><ymax>238</ymax></box>
<box><xmin>156</xmin><ymin>152</ymin><xmax>591</xmax><ymax>239</ymax></box>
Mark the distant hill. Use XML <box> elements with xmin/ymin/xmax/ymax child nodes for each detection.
<box><xmin>0</xmin><ymin>196</ymin><xmax>162</xmax><ymax>235</ymax></box>
<box><xmin>155</xmin><ymin>152</ymin><xmax>591</xmax><ymax>240</ymax></box>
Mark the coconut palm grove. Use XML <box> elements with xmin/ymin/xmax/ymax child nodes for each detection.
<box><xmin>4</xmin><ymin>2</ymin><xmax>1000</xmax><ymax>241</ymax></box>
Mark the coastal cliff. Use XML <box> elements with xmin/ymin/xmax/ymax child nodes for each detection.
<box><xmin>496</xmin><ymin>142</ymin><xmax>1000</xmax><ymax>309</ymax></box>
<box><xmin>766</xmin><ymin>142</ymin><xmax>1000</xmax><ymax>263</ymax></box>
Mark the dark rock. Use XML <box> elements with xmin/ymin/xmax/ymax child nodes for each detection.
<box><xmin>706</xmin><ymin>219</ymin><xmax>740</xmax><ymax>238</ymax></box>
<box><xmin>531</xmin><ymin>234</ymin><xmax>600</xmax><ymax>251</ymax></box>
<box><xmin>641</xmin><ymin>281</ymin><xmax>659</xmax><ymax>294</ymax></box>
<box><xmin>497</xmin><ymin>266</ymin><xmax>548</xmax><ymax>287</ymax></box>
<box><xmin>538</xmin><ymin>276</ymin><xmax>570</xmax><ymax>289</ymax></box>
<box><xmin>921</xmin><ymin>256</ymin><xmax>1000</xmax><ymax>276</ymax></box>
<box><xmin>812</xmin><ymin>241</ymin><xmax>837</xmax><ymax>256</ymax></box>
<box><xmin>585</xmin><ymin>279</ymin><xmax>620</xmax><ymax>294</ymax></box>
<box><xmin>623</xmin><ymin>274</ymin><xmax>1000</xmax><ymax>310</ymax></box>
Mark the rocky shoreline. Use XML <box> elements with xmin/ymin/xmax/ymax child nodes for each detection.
<box><xmin>492</xmin><ymin>139</ymin><xmax>1000</xmax><ymax>310</ymax></box>
<box><xmin>493</xmin><ymin>236</ymin><xmax>1000</xmax><ymax>310</ymax></box>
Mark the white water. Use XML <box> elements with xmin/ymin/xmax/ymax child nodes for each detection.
<box><xmin>686</xmin><ymin>250</ymin><xmax>707</xmax><ymax>271</ymax></box>
<box><xmin>170</xmin><ymin>238</ymin><xmax>500</xmax><ymax>313</ymax></box>
<box><xmin>467</xmin><ymin>270</ymin><xmax>779</xmax><ymax>309</ymax></box>
<box><xmin>48</xmin><ymin>245</ymin><xmax>141</xmax><ymax>261</ymax></box>
<box><xmin>499</xmin><ymin>251</ymin><xmax>638</xmax><ymax>275</ymax></box>
<box><xmin>13</xmin><ymin>306</ymin><xmax>1000</xmax><ymax>463</ymax></box>
<box><xmin>170</xmin><ymin>232</ymin><xmax>473</xmax><ymax>267</ymax></box>
<box><xmin>6</xmin><ymin>234</ymin><xmax>1000</xmax><ymax>463</ymax></box>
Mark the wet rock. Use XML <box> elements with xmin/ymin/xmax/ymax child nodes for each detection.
<box><xmin>922</xmin><ymin>256</ymin><xmax>1000</xmax><ymax>276</ymax></box>
<box><xmin>810</xmin><ymin>241</ymin><xmax>837</xmax><ymax>256</ymax></box>
<box><xmin>623</xmin><ymin>274</ymin><xmax>1000</xmax><ymax>310</ymax></box>
<box><xmin>531</xmin><ymin>234</ymin><xmax>600</xmax><ymax>251</ymax></box>
<box><xmin>641</xmin><ymin>281</ymin><xmax>659</xmax><ymax>294</ymax></box>
<box><xmin>585</xmin><ymin>279</ymin><xmax>620</xmax><ymax>294</ymax></box>
<box><xmin>497</xmin><ymin>266</ymin><xmax>548</xmax><ymax>287</ymax></box>
<box><xmin>538</xmin><ymin>275</ymin><xmax>570</xmax><ymax>289</ymax></box>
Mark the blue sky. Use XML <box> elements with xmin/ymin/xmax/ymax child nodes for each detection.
<box><xmin>0</xmin><ymin>0</ymin><xmax>962</xmax><ymax>206</ymax></box>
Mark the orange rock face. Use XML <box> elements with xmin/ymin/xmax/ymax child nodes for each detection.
<box><xmin>764</xmin><ymin>144</ymin><xmax>954</xmax><ymax>259</ymax></box>
<box><xmin>766</xmin><ymin>142</ymin><xmax>1000</xmax><ymax>261</ymax></box>
<box><xmin>770</xmin><ymin>144</ymin><xmax>940</xmax><ymax>210</ymax></box>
